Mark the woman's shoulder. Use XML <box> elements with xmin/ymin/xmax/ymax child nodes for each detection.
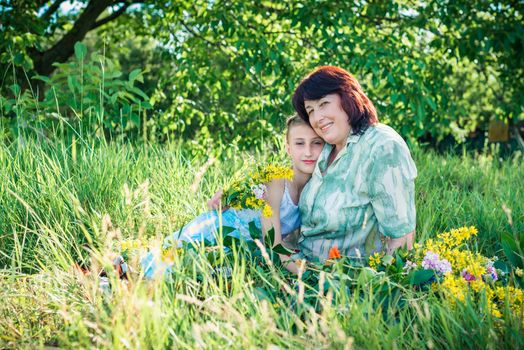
<box><xmin>364</xmin><ymin>123</ymin><xmax>406</xmax><ymax>144</ymax></box>
<box><xmin>364</xmin><ymin>124</ymin><xmax>413</xmax><ymax>170</ymax></box>
<box><xmin>363</xmin><ymin>123</ymin><xmax>408</xmax><ymax>150</ymax></box>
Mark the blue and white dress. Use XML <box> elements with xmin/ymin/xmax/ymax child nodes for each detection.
<box><xmin>141</xmin><ymin>182</ymin><xmax>300</xmax><ymax>278</ymax></box>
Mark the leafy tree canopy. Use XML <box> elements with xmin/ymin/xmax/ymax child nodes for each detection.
<box><xmin>1</xmin><ymin>0</ymin><xmax>523</xmax><ymax>150</ymax></box>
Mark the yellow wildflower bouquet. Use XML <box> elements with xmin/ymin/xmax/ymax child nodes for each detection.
<box><xmin>223</xmin><ymin>164</ymin><xmax>293</xmax><ymax>217</ymax></box>
<box><xmin>365</xmin><ymin>226</ymin><xmax>523</xmax><ymax>323</ymax></box>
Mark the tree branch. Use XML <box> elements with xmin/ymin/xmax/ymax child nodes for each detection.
<box><xmin>180</xmin><ymin>19</ymin><xmax>226</xmax><ymax>50</ymax></box>
<box><xmin>31</xmin><ymin>0</ymin><xmax>115</xmax><ymax>76</ymax></box>
<box><xmin>41</xmin><ymin>0</ymin><xmax>66</xmax><ymax>20</ymax></box>
<box><xmin>91</xmin><ymin>1</ymin><xmax>131</xmax><ymax>30</ymax></box>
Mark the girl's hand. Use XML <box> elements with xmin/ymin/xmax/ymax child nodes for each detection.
<box><xmin>207</xmin><ymin>190</ymin><xmax>223</xmax><ymax>210</ymax></box>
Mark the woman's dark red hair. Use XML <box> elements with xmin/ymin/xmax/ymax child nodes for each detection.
<box><xmin>292</xmin><ymin>66</ymin><xmax>378</xmax><ymax>135</ymax></box>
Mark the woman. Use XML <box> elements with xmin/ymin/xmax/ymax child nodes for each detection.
<box><xmin>291</xmin><ymin>66</ymin><xmax>417</xmax><ymax>263</ymax></box>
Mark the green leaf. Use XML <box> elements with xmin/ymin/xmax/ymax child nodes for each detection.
<box><xmin>501</xmin><ymin>232</ymin><xmax>523</xmax><ymax>268</ymax></box>
<box><xmin>221</xmin><ymin>225</ymin><xmax>236</xmax><ymax>236</ymax></box>
<box><xmin>33</xmin><ymin>75</ymin><xmax>51</xmax><ymax>84</ymax></box>
<box><xmin>110</xmin><ymin>92</ymin><xmax>119</xmax><ymax>105</ymax></box>
<box><xmin>493</xmin><ymin>260</ymin><xmax>510</xmax><ymax>274</ymax></box>
<box><xmin>130</xmin><ymin>113</ymin><xmax>141</xmax><ymax>127</ymax></box>
<box><xmin>426</xmin><ymin>97</ymin><xmax>437</xmax><ymax>111</ymax></box>
<box><xmin>129</xmin><ymin>86</ymin><xmax>149</xmax><ymax>101</ymax></box>
<box><xmin>382</xmin><ymin>254</ymin><xmax>395</xmax><ymax>266</ymax></box>
<box><xmin>13</xmin><ymin>53</ymin><xmax>24</xmax><ymax>65</ymax></box>
<box><xmin>67</xmin><ymin>75</ymin><xmax>76</xmax><ymax>94</ymax></box>
<box><xmin>223</xmin><ymin>235</ymin><xmax>240</xmax><ymax>248</ymax></box>
<box><xmin>264</xmin><ymin>227</ymin><xmax>275</xmax><ymax>247</ymax></box>
<box><xmin>129</xmin><ymin>69</ymin><xmax>142</xmax><ymax>84</ymax></box>
<box><xmin>9</xmin><ymin>84</ymin><xmax>20</xmax><ymax>95</ymax></box>
<box><xmin>225</xmin><ymin>191</ymin><xmax>240</xmax><ymax>205</ymax></box>
<box><xmin>409</xmin><ymin>269</ymin><xmax>435</xmax><ymax>285</ymax></box>
<box><xmin>253</xmin><ymin>287</ymin><xmax>272</xmax><ymax>301</ymax></box>
<box><xmin>395</xmin><ymin>252</ymin><xmax>404</xmax><ymax>270</ymax></box>
<box><xmin>248</xmin><ymin>221</ymin><xmax>261</xmax><ymax>240</ymax></box>
<box><xmin>74</xmin><ymin>42</ymin><xmax>87</xmax><ymax>60</ymax></box>
<box><xmin>272</xmin><ymin>243</ymin><xmax>294</xmax><ymax>256</ymax></box>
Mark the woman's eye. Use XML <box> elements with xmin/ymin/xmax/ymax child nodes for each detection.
<box><xmin>295</xmin><ymin>142</ymin><xmax>304</xmax><ymax>145</ymax></box>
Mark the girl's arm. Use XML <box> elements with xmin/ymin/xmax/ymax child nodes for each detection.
<box><xmin>260</xmin><ymin>179</ymin><xmax>300</xmax><ymax>274</ymax></box>
<box><xmin>260</xmin><ymin>179</ymin><xmax>285</xmax><ymax>246</ymax></box>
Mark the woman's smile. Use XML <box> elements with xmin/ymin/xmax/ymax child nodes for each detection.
<box><xmin>319</xmin><ymin>122</ymin><xmax>334</xmax><ymax>133</ymax></box>
<box><xmin>305</xmin><ymin>94</ymin><xmax>351</xmax><ymax>150</ymax></box>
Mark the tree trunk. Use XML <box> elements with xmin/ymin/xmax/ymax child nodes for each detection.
<box><xmin>31</xmin><ymin>0</ymin><xmax>114</xmax><ymax>75</ymax></box>
<box><xmin>26</xmin><ymin>0</ymin><xmax>122</xmax><ymax>99</ymax></box>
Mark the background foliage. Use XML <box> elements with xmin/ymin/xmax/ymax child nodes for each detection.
<box><xmin>1</xmin><ymin>0</ymin><xmax>523</xmax><ymax>150</ymax></box>
<box><xmin>1</xmin><ymin>2</ymin><xmax>523</xmax><ymax>348</ymax></box>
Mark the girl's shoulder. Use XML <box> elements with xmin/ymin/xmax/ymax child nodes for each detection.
<box><xmin>266</xmin><ymin>178</ymin><xmax>286</xmax><ymax>196</ymax></box>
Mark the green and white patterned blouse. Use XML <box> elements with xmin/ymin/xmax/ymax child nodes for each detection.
<box><xmin>297</xmin><ymin>123</ymin><xmax>417</xmax><ymax>262</ymax></box>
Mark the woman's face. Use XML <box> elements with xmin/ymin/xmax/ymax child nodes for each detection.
<box><xmin>286</xmin><ymin>124</ymin><xmax>324</xmax><ymax>175</ymax></box>
<box><xmin>304</xmin><ymin>93</ymin><xmax>351</xmax><ymax>150</ymax></box>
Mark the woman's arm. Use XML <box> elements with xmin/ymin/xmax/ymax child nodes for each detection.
<box><xmin>368</xmin><ymin>138</ymin><xmax>417</xmax><ymax>254</ymax></box>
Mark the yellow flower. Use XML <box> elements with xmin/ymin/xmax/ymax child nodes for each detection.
<box><xmin>251</xmin><ymin>164</ymin><xmax>294</xmax><ymax>183</ymax></box>
<box><xmin>490</xmin><ymin>306</ymin><xmax>503</xmax><ymax>319</ymax></box>
<box><xmin>161</xmin><ymin>248</ymin><xmax>174</xmax><ymax>263</ymax></box>
<box><xmin>245</xmin><ymin>197</ymin><xmax>257</xmax><ymax>209</ymax></box>
<box><xmin>262</xmin><ymin>204</ymin><xmax>273</xmax><ymax>218</ymax></box>
<box><xmin>439</xmin><ymin>274</ymin><xmax>467</xmax><ymax>304</ymax></box>
<box><xmin>161</xmin><ymin>247</ymin><xmax>183</xmax><ymax>263</ymax></box>
<box><xmin>368</xmin><ymin>252</ymin><xmax>382</xmax><ymax>269</ymax></box>
<box><xmin>516</xmin><ymin>268</ymin><xmax>523</xmax><ymax>277</ymax></box>
<box><xmin>121</xmin><ymin>241</ymin><xmax>130</xmax><ymax>251</ymax></box>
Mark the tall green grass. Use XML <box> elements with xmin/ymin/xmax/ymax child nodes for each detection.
<box><xmin>0</xmin><ymin>138</ymin><xmax>522</xmax><ymax>349</ymax></box>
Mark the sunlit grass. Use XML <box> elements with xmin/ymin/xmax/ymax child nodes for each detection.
<box><xmin>0</xmin><ymin>139</ymin><xmax>522</xmax><ymax>349</ymax></box>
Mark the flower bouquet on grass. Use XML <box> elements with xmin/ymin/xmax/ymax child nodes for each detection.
<box><xmin>297</xmin><ymin>226</ymin><xmax>523</xmax><ymax>324</ymax></box>
<box><xmin>223</xmin><ymin>164</ymin><xmax>293</xmax><ymax>218</ymax></box>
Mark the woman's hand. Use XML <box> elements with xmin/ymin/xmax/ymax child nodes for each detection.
<box><xmin>207</xmin><ymin>190</ymin><xmax>223</xmax><ymax>210</ymax></box>
<box><xmin>386</xmin><ymin>230</ymin><xmax>415</xmax><ymax>254</ymax></box>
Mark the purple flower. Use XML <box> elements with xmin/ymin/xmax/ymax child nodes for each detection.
<box><xmin>461</xmin><ymin>269</ymin><xmax>476</xmax><ymax>281</ymax></box>
<box><xmin>484</xmin><ymin>261</ymin><xmax>498</xmax><ymax>282</ymax></box>
<box><xmin>422</xmin><ymin>251</ymin><xmax>452</xmax><ymax>274</ymax></box>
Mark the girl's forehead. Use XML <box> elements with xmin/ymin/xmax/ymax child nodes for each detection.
<box><xmin>289</xmin><ymin>124</ymin><xmax>320</xmax><ymax>138</ymax></box>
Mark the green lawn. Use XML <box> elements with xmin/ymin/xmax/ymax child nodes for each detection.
<box><xmin>0</xmin><ymin>139</ymin><xmax>522</xmax><ymax>349</ymax></box>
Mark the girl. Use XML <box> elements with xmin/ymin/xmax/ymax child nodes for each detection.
<box><xmin>140</xmin><ymin>115</ymin><xmax>324</xmax><ymax>277</ymax></box>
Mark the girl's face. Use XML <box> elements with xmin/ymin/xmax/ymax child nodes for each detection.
<box><xmin>286</xmin><ymin>124</ymin><xmax>324</xmax><ymax>175</ymax></box>
<box><xmin>304</xmin><ymin>93</ymin><xmax>351</xmax><ymax>150</ymax></box>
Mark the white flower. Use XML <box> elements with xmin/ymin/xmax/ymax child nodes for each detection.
<box><xmin>251</xmin><ymin>184</ymin><xmax>267</xmax><ymax>200</ymax></box>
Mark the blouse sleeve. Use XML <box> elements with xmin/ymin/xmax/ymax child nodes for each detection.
<box><xmin>368</xmin><ymin>139</ymin><xmax>417</xmax><ymax>238</ymax></box>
